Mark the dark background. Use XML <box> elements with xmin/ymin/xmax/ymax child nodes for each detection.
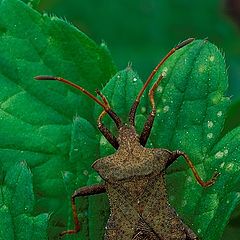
<box><xmin>37</xmin><ymin>0</ymin><xmax>240</xmax><ymax>238</ymax></box>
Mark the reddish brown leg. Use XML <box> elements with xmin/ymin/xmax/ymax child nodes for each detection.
<box><xmin>139</xmin><ymin>75</ymin><xmax>164</xmax><ymax>146</ymax></box>
<box><xmin>96</xmin><ymin>89</ymin><xmax>119</xmax><ymax>149</ymax></box>
<box><xmin>95</xmin><ymin>88</ymin><xmax>122</xmax><ymax>128</ymax></box>
<box><xmin>96</xmin><ymin>89</ymin><xmax>109</xmax><ymax>107</ymax></box>
<box><xmin>169</xmin><ymin>150</ymin><xmax>219</xmax><ymax>187</ymax></box>
<box><xmin>97</xmin><ymin>110</ymin><xmax>119</xmax><ymax>149</ymax></box>
<box><xmin>60</xmin><ymin>184</ymin><xmax>106</xmax><ymax>237</ymax></box>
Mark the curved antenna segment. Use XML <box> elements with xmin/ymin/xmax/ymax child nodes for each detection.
<box><xmin>129</xmin><ymin>38</ymin><xmax>194</xmax><ymax>125</ymax></box>
<box><xmin>34</xmin><ymin>76</ymin><xmax>122</xmax><ymax>128</ymax></box>
<box><xmin>35</xmin><ymin>76</ymin><xmax>106</xmax><ymax>109</ymax></box>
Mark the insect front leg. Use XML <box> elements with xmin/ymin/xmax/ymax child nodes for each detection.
<box><xmin>60</xmin><ymin>183</ymin><xmax>106</xmax><ymax>237</ymax></box>
<box><xmin>139</xmin><ymin>74</ymin><xmax>164</xmax><ymax>146</ymax></box>
<box><xmin>168</xmin><ymin>150</ymin><xmax>219</xmax><ymax>187</ymax></box>
<box><xmin>96</xmin><ymin>89</ymin><xmax>119</xmax><ymax>149</ymax></box>
<box><xmin>97</xmin><ymin>110</ymin><xmax>119</xmax><ymax>149</ymax></box>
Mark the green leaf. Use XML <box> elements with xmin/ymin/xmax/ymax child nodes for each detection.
<box><xmin>152</xmin><ymin>40</ymin><xmax>229</xmax><ymax>153</ymax></box>
<box><xmin>0</xmin><ymin>161</ymin><xmax>49</xmax><ymax>240</ymax></box>
<box><xmin>0</xmin><ymin>0</ymin><xmax>116</xmax><ymax>239</ymax></box>
<box><xmin>0</xmin><ymin>0</ymin><xmax>116</xmax><ymax>123</ymax></box>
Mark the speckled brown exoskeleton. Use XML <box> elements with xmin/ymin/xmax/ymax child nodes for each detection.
<box><xmin>35</xmin><ymin>38</ymin><xmax>219</xmax><ymax>240</ymax></box>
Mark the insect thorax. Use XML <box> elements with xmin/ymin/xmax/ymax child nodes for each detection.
<box><xmin>92</xmin><ymin>125</ymin><xmax>172</xmax><ymax>183</ymax></box>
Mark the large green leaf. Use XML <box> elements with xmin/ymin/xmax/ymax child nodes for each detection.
<box><xmin>0</xmin><ymin>0</ymin><xmax>116</xmax><ymax>239</ymax></box>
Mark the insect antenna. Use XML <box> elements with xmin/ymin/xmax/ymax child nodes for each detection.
<box><xmin>129</xmin><ymin>38</ymin><xmax>195</xmax><ymax>126</ymax></box>
<box><xmin>34</xmin><ymin>76</ymin><xmax>122</xmax><ymax>128</ymax></box>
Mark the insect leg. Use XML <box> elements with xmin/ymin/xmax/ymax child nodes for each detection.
<box><xmin>60</xmin><ymin>184</ymin><xmax>106</xmax><ymax>237</ymax></box>
<box><xmin>139</xmin><ymin>74</ymin><xmax>164</xmax><ymax>146</ymax></box>
<box><xmin>95</xmin><ymin>89</ymin><xmax>119</xmax><ymax>149</ymax></box>
<box><xmin>169</xmin><ymin>150</ymin><xmax>219</xmax><ymax>187</ymax></box>
<box><xmin>97</xmin><ymin>110</ymin><xmax>119</xmax><ymax>149</ymax></box>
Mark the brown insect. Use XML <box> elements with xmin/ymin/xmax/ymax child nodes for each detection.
<box><xmin>35</xmin><ymin>38</ymin><xmax>219</xmax><ymax>240</ymax></box>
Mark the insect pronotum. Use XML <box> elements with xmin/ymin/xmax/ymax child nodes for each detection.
<box><xmin>35</xmin><ymin>38</ymin><xmax>219</xmax><ymax>240</ymax></box>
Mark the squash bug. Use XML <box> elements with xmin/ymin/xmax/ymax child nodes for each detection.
<box><xmin>35</xmin><ymin>38</ymin><xmax>219</xmax><ymax>239</ymax></box>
